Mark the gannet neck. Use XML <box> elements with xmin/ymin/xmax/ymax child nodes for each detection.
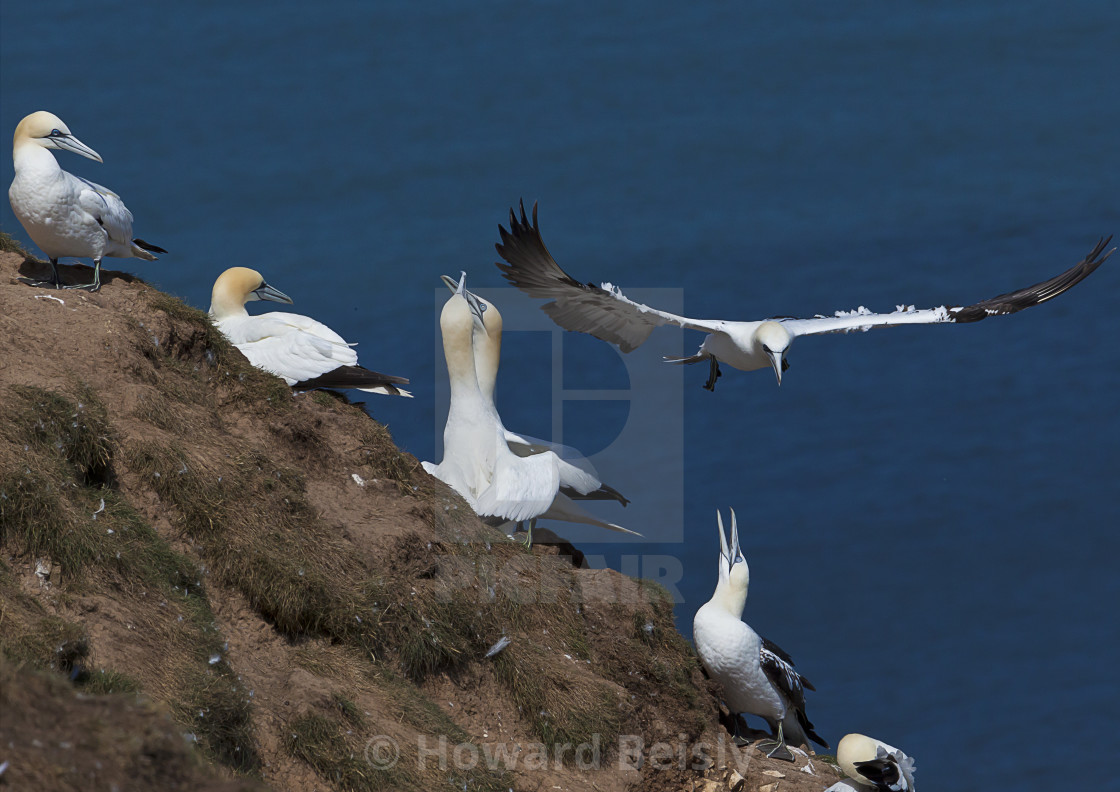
<box><xmin>210</xmin><ymin>267</ymin><xmax>265</xmax><ymax>319</ymax></box>
<box><xmin>473</xmin><ymin>296</ymin><xmax>503</xmax><ymax>404</ymax></box>
<box><xmin>709</xmin><ymin>568</ymin><xmax>748</xmax><ymax>617</ymax></box>
<box><xmin>441</xmin><ymin>294</ymin><xmax>486</xmax><ymax>405</ymax></box>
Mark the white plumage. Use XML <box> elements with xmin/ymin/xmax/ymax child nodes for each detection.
<box><xmin>424</xmin><ymin>274</ymin><xmax>637</xmax><ymax>540</ymax></box>
<box><xmin>496</xmin><ymin>201</ymin><xmax>1113</xmax><ymax>390</ymax></box>
<box><xmin>209</xmin><ymin>267</ymin><xmax>410</xmax><ymax>396</ymax></box>
<box><xmin>9</xmin><ymin>111</ymin><xmax>164</xmax><ymax>291</ymax></box>
<box><xmin>692</xmin><ymin>509</ymin><xmax>826</xmax><ymax>761</ymax></box>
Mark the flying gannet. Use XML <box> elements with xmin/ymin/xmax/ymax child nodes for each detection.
<box><xmin>9</xmin><ymin>111</ymin><xmax>165</xmax><ymax>291</ymax></box>
<box><xmin>495</xmin><ymin>201</ymin><xmax>1114</xmax><ymax>390</ymax></box>
<box><xmin>423</xmin><ymin>274</ymin><xmax>638</xmax><ymax>543</ymax></box>
<box><xmin>692</xmin><ymin>509</ymin><xmax>827</xmax><ymax>761</ymax></box>
<box><xmin>438</xmin><ymin>274</ymin><xmax>629</xmax><ymax>508</ymax></box>
<box><xmin>823</xmin><ymin>733</ymin><xmax>917</xmax><ymax>792</ymax></box>
<box><xmin>209</xmin><ymin>267</ymin><xmax>410</xmax><ymax>396</ymax></box>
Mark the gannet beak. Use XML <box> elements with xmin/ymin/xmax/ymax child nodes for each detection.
<box><xmin>440</xmin><ymin>274</ymin><xmax>459</xmax><ymax>293</ymax></box>
<box><xmin>455</xmin><ymin>271</ymin><xmax>467</xmax><ymax>295</ymax></box>
<box><xmin>54</xmin><ymin>134</ymin><xmax>103</xmax><ymax>163</ymax></box>
<box><xmin>251</xmin><ymin>281</ymin><xmax>293</xmax><ymax>304</ymax></box>
<box><xmin>767</xmin><ymin>349</ymin><xmax>784</xmax><ymax>386</ymax></box>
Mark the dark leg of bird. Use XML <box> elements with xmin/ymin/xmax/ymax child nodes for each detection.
<box><xmin>18</xmin><ymin>257</ymin><xmax>64</xmax><ymax>289</ymax></box>
<box><xmin>731</xmin><ymin>714</ymin><xmax>751</xmax><ymax>747</ymax></box>
<box><xmin>756</xmin><ymin>723</ymin><xmax>794</xmax><ymax>762</ymax></box>
<box><xmin>65</xmin><ymin>257</ymin><xmax>101</xmax><ymax>291</ymax></box>
<box><xmin>704</xmin><ymin>357</ymin><xmax>722</xmax><ymax>391</ymax></box>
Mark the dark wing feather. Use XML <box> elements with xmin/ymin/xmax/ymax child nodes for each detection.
<box><xmin>759</xmin><ymin>638</ymin><xmax>829</xmax><ymax>749</ymax></box>
<box><xmin>949</xmin><ymin>235</ymin><xmax>1113</xmax><ymax>322</ymax></box>
<box><xmin>853</xmin><ymin>747</ymin><xmax>916</xmax><ymax>792</ymax></box>
<box><xmin>293</xmin><ymin>365</ymin><xmax>409</xmax><ymax>395</ymax></box>
<box><xmin>494</xmin><ymin>201</ymin><xmax>692</xmax><ymax>352</ymax></box>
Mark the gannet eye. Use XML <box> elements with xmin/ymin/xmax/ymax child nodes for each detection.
<box><xmin>49</xmin><ymin>129</ymin><xmax>64</xmax><ymax>138</ymax></box>
<box><xmin>479</xmin><ymin>303</ymin><xmax>487</xmax><ymax>313</ymax></box>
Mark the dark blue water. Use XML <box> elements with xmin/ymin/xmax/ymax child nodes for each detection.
<box><xmin>3</xmin><ymin>2</ymin><xmax>1118</xmax><ymax>789</ymax></box>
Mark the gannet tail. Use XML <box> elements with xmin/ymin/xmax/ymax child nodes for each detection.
<box><xmin>293</xmin><ymin>365</ymin><xmax>411</xmax><ymax>396</ymax></box>
<box><xmin>131</xmin><ymin>238</ymin><xmax>167</xmax><ymax>260</ymax></box>
<box><xmin>542</xmin><ymin>493</ymin><xmax>641</xmax><ymax>535</ymax></box>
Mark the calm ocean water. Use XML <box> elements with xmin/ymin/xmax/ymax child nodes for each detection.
<box><xmin>3</xmin><ymin>2</ymin><xmax>1118</xmax><ymax>789</ymax></box>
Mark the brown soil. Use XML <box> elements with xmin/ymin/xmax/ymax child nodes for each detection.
<box><xmin>0</xmin><ymin>245</ymin><xmax>845</xmax><ymax>792</ymax></box>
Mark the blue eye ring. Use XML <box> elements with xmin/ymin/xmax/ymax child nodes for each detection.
<box><xmin>49</xmin><ymin>129</ymin><xmax>64</xmax><ymax>137</ymax></box>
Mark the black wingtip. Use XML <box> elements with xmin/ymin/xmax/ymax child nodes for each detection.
<box><xmin>133</xmin><ymin>238</ymin><xmax>168</xmax><ymax>254</ymax></box>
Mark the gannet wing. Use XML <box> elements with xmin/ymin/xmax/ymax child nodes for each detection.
<box><xmin>853</xmin><ymin>746</ymin><xmax>917</xmax><ymax>792</ymax></box>
<box><xmin>495</xmin><ymin>201</ymin><xmax>721</xmax><ymax>352</ymax></box>
<box><xmin>539</xmin><ymin>492</ymin><xmax>642</xmax><ymax>535</ymax></box>
<box><xmin>474</xmin><ymin>450</ymin><xmax>560</xmax><ymax>524</ymax></box>
<box><xmin>503</xmin><ymin>429</ymin><xmax>629</xmax><ymax>505</ymax></box>
<box><xmin>223</xmin><ymin>313</ymin><xmax>360</xmax><ymax>383</ymax></box>
<box><xmin>73</xmin><ymin>174</ymin><xmax>136</xmax><ymax>247</ymax></box>
<box><xmin>759</xmin><ymin>636</ymin><xmax>812</xmax><ymax>708</ymax></box>
<box><xmin>779</xmin><ymin>236</ymin><xmax>1113</xmax><ymax>339</ymax></box>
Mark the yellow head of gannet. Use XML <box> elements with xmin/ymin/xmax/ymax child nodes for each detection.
<box><xmin>755</xmin><ymin>321</ymin><xmax>792</xmax><ymax>386</ymax></box>
<box><xmin>836</xmin><ymin>733</ymin><xmax>917</xmax><ymax>791</ymax></box>
<box><xmin>209</xmin><ymin>266</ymin><xmax>294</xmax><ymax>318</ymax></box>
<box><xmin>440</xmin><ymin>273</ymin><xmax>502</xmax><ymax>402</ymax></box>
<box><xmin>13</xmin><ymin>111</ymin><xmax>103</xmax><ymax>163</ymax></box>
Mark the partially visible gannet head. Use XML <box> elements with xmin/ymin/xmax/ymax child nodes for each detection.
<box><xmin>209</xmin><ymin>267</ymin><xmax>293</xmax><ymax>319</ymax></box>
<box><xmin>439</xmin><ymin>274</ymin><xmax>479</xmax><ymax>377</ymax></box>
<box><xmin>756</xmin><ymin>321</ymin><xmax>792</xmax><ymax>385</ymax></box>
<box><xmin>837</xmin><ymin>733</ymin><xmax>916</xmax><ymax>792</ymax></box>
<box><xmin>713</xmin><ymin>509</ymin><xmax>749</xmax><ymax>615</ymax></box>
<box><xmin>13</xmin><ymin>111</ymin><xmax>103</xmax><ymax>163</ymax></box>
<box><xmin>440</xmin><ymin>274</ymin><xmax>503</xmax><ymax>401</ymax></box>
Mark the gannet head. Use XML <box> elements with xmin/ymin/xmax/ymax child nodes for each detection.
<box><xmin>210</xmin><ymin>266</ymin><xmax>293</xmax><ymax>319</ymax></box>
<box><xmin>756</xmin><ymin>321</ymin><xmax>792</xmax><ymax>386</ymax></box>
<box><xmin>837</xmin><ymin>734</ymin><xmax>916</xmax><ymax>791</ymax></box>
<box><xmin>441</xmin><ymin>273</ymin><xmax>503</xmax><ymax>398</ymax></box>
<box><xmin>715</xmin><ymin>509</ymin><xmax>749</xmax><ymax>612</ymax></box>
<box><xmin>14</xmin><ymin>111</ymin><xmax>103</xmax><ymax>163</ymax></box>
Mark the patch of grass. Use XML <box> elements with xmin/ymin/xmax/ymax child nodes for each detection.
<box><xmin>6</xmin><ymin>383</ymin><xmax>115</xmax><ymax>486</ymax></box>
<box><xmin>0</xmin><ymin>231</ymin><xmax>28</xmax><ymax>255</ymax></box>
<box><xmin>332</xmin><ymin>693</ymin><xmax>366</xmax><ymax>728</ymax></box>
<box><xmin>179</xmin><ymin>661</ymin><xmax>260</xmax><ymax>774</ymax></box>
<box><xmin>287</xmin><ymin>712</ymin><xmax>412</xmax><ymax>792</ymax></box>
<box><xmin>81</xmin><ymin>668</ymin><xmax>142</xmax><ymax>695</ymax></box>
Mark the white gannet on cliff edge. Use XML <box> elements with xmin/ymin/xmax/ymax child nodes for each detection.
<box><xmin>423</xmin><ymin>274</ymin><xmax>638</xmax><ymax>543</ymax></box>
<box><xmin>438</xmin><ymin>274</ymin><xmax>630</xmax><ymax>509</ymax></box>
<box><xmin>824</xmin><ymin>733</ymin><xmax>916</xmax><ymax>792</ymax></box>
<box><xmin>495</xmin><ymin>201</ymin><xmax>1114</xmax><ymax>390</ymax></box>
<box><xmin>9</xmin><ymin>111</ymin><xmax>166</xmax><ymax>291</ymax></box>
<box><xmin>692</xmin><ymin>509</ymin><xmax>827</xmax><ymax>762</ymax></box>
<box><xmin>209</xmin><ymin>267</ymin><xmax>410</xmax><ymax>396</ymax></box>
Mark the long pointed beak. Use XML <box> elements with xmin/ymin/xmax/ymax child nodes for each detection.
<box><xmin>251</xmin><ymin>281</ymin><xmax>293</xmax><ymax>304</ymax></box>
<box><xmin>55</xmin><ymin>134</ymin><xmax>103</xmax><ymax>163</ymax></box>
<box><xmin>440</xmin><ymin>274</ymin><xmax>459</xmax><ymax>293</ymax></box>
<box><xmin>455</xmin><ymin>271</ymin><xmax>467</xmax><ymax>295</ymax></box>
<box><xmin>768</xmin><ymin>350</ymin><xmax>784</xmax><ymax>386</ymax></box>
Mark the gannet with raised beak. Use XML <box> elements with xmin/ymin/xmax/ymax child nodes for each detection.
<box><xmin>439</xmin><ymin>274</ymin><xmax>629</xmax><ymax>509</ymax></box>
<box><xmin>9</xmin><ymin>111</ymin><xmax>165</xmax><ymax>291</ymax></box>
<box><xmin>209</xmin><ymin>267</ymin><xmax>410</xmax><ymax>396</ymax></box>
<box><xmin>496</xmin><ymin>202</ymin><xmax>1113</xmax><ymax>390</ymax></box>
<box><xmin>692</xmin><ymin>509</ymin><xmax>827</xmax><ymax>761</ymax></box>
<box><xmin>824</xmin><ymin>733</ymin><xmax>916</xmax><ymax>792</ymax></box>
<box><xmin>424</xmin><ymin>274</ymin><xmax>638</xmax><ymax>542</ymax></box>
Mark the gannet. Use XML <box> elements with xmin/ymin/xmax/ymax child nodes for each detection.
<box><xmin>823</xmin><ymin>734</ymin><xmax>917</xmax><ymax>792</ymax></box>
<box><xmin>495</xmin><ymin>201</ymin><xmax>1114</xmax><ymax>390</ymax></box>
<box><xmin>423</xmin><ymin>274</ymin><xmax>638</xmax><ymax>542</ymax></box>
<box><xmin>692</xmin><ymin>509</ymin><xmax>827</xmax><ymax>761</ymax></box>
<box><xmin>9</xmin><ymin>111</ymin><xmax>165</xmax><ymax>291</ymax></box>
<box><xmin>438</xmin><ymin>274</ymin><xmax>629</xmax><ymax>508</ymax></box>
<box><xmin>209</xmin><ymin>267</ymin><xmax>411</xmax><ymax>396</ymax></box>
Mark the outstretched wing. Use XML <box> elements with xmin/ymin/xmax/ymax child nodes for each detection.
<box><xmin>779</xmin><ymin>236</ymin><xmax>1113</xmax><ymax>338</ymax></box>
<box><xmin>495</xmin><ymin>201</ymin><xmax>720</xmax><ymax>352</ymax></box>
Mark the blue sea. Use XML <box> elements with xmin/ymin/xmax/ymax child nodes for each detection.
<box><xmin>3</xmin><ymin>2</ymin><xmax>1118</xmax><ymax>789</ymax></box>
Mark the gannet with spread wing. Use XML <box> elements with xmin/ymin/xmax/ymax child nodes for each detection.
<box><xmin>495</xmin><ymin>201</ymin><xmax>1113</xmax><ymax>390</ymax></box>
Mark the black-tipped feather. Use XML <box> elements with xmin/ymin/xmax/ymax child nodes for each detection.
<box><xmin>949</xmin><ymin>235</ymin><xmax>1113</xmax><ymax>322</ymax></box>
<box><xmin>293</xmin><ymin>365</ymin><xmax>409</xmax><ymax>394</ymax></box>
<box><xmin>561</xmin><ymin>482</ymin><xmax>631</xmax><ymax>506</ymax></box>
<box><xmin>132</xmin><ymin>238</ymin><xmax>167</xmax><ymax>255</ymax></box>
<box><xmin>759</xmin><ymin>637</ymin><xmax>828</xmax><ymax>749</ymax></box>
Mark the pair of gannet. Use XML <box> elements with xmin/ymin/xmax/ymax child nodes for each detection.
<box><xmin>825</xmin><ymin>734</ymin><xmax>917</xmax><ymax>792</ymax></box>
<box><xmin>423</xmin><ymin>274</ymin><xmax>635</xmax><ymax>541</ymax></box>
<box><xmin>495</xmin><ymin>201</ymin><xmax>1114</xmax><ymax>390</ymax></box>
<box><xmin>9</xmin><ymin>111</ymin><xmax>165</xmax><ymax>291</ymax></box>
<box><xmin>209</xmin><ymin>267</ymin><xmax>411</xmax><ymax>396</ymax></box>
<box><xmin>692</xmin><ymin>510</ymin><xmax>827</xmax><ymax>762</ymax></box>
